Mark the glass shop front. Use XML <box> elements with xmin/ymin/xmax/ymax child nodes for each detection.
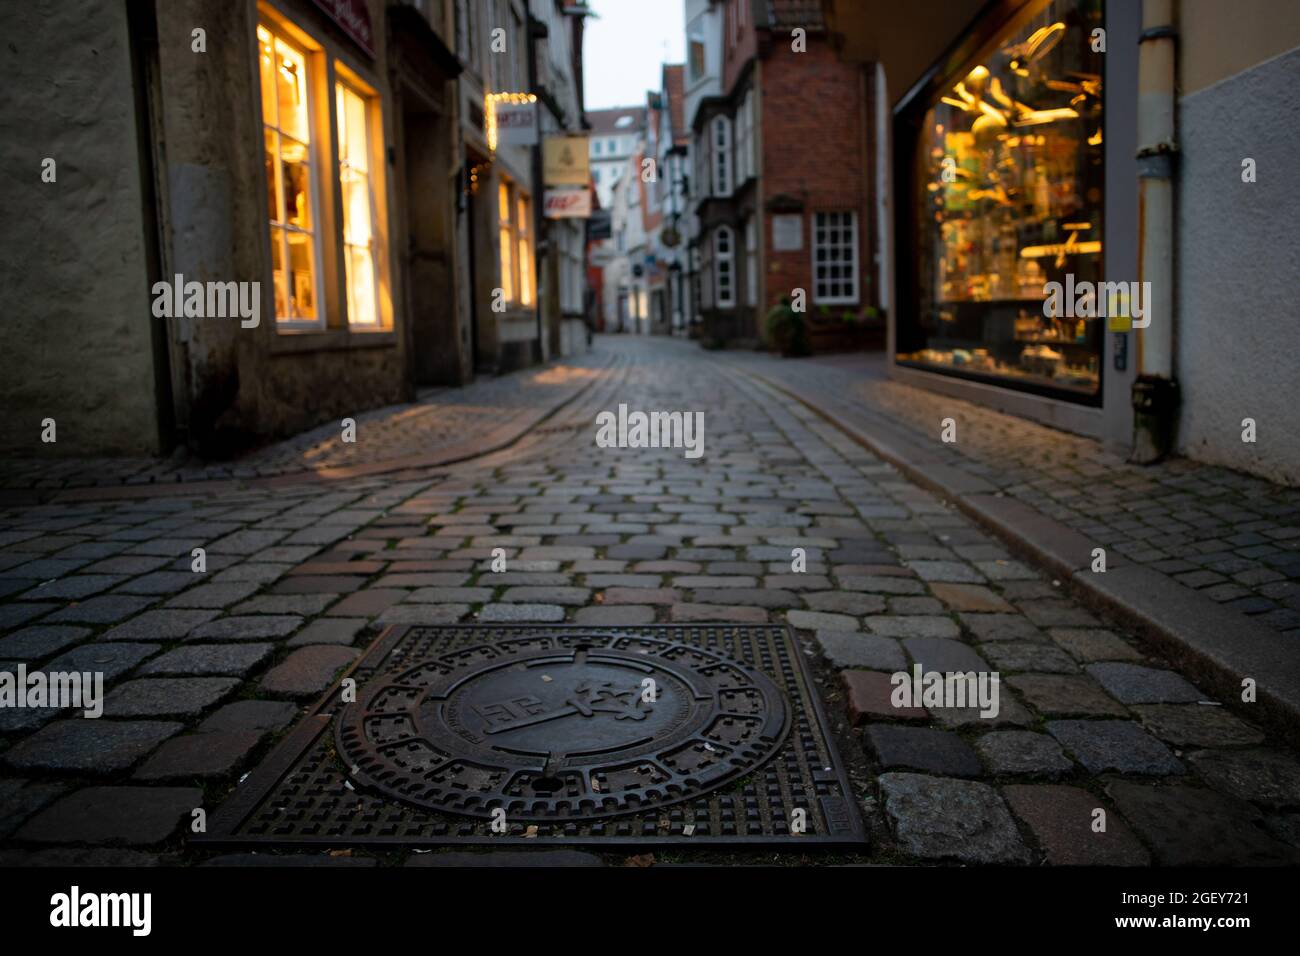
<box><xmin>896</xmin><ymin>0</ymin><xmax>1105</xmax><ymax>403</ymax></box>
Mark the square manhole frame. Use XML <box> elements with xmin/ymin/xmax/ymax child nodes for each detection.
<box><xmin>196</xmin><ymin>623</ymin><xmax>867</xmax><ymax>850</ymax></box>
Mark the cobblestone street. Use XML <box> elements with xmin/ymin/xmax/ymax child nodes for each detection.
<box><xmin>3</xmin><ymin>336</ymin><xmax>1298</xmax><ymax>866</ymax></box>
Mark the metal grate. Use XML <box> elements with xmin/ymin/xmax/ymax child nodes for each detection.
<box><xmin>197</xmin><ymin>624</ymin><xmax>866</xmax><ymax>848</ymax></box>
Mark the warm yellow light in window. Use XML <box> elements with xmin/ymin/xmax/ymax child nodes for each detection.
<box><xmin>337</xmin><ymin>81</ymin><xmax>379</xmax><ymax>326</ymax></box>
<box><xmin>517</xmin><ymin>195</ymin><xmax>533</xmax><ymax>306</ymax></box>
<box><xmin>498</xmin><ymin>182</ymin><xmax>514</xmax><ymax>302</ymax></box>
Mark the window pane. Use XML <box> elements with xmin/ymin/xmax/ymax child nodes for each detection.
<box><xmin>274</xmin><ymin>38</ymin><xmax>310</xmax><ymax>142</ymax></box>
<box><xmin>346</xmin><ymin>245</ymin><xmax>377</xmax><ymax>326</ymax></box>
<box><xmin>257</xmin><ymin>26</ymin><xmax>278</xmax><ymax>127</ymax></box>
<box><xmin>285</xmin><ymin>232</ymin><xmax>316</xmax><ymax>319</ymax></box>
<box><xmin>499</xmin><ymin>224</ymin><xmax>514</xmax><ymax>302</ymax></box>
<box><xmin>280</xmin><ymin>138</ymin><xmax>312</xmax><ymax>230</ymax></box>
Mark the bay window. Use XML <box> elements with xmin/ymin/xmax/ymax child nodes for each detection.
<box><xmin>714</xmin><ymin>226</ymin><xmax>735</xmax><ymax>307</ymax></box>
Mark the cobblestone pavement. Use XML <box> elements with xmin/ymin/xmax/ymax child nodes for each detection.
<box><xmin>2</xmin><ymin>336</ymin><xmax>1298</xmax><ymax>866</ymax></box>
<box><xmin>0</xmin><ymin>347</ymin><xmax>615</xmax><ymax>493</ymax></box>
<box><xmin>730</xmin><ymin>351</ymin><xmax>1300</xmax><ymax>636</ymax></box>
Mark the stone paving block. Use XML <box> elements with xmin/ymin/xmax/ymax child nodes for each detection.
<box><xmin>325</xmin><ymin>589</ymin><xmax>408</xmax><ymax>617</ymax></box>
<box><xmin>601</xmin><ymin>587</ymin><xmax>680</xmax><ymax>605</ymax></box>
<box><xmin>901</xmin><ymin>635</ymin><xmax>990</xmax><ymax>672</ymax></box>
<box><xmin>113</xmin><ymin>571</ymin><xmax>206</xmax><ymax>597</ymax></box>
<box><xmin>1046</xmin><ymin>627</ymin><xmax>1143</xmax><ymax>662</ymax></box>
<box><xmin>668</xmin><ymin>603</ymin><xmax>768</xmax><ymax>624</ymax></box>
<box><xmin>5</xmin><ymin>719</ymin><xmax>182</xmax><ymax>773</ymax></box>
<box><xmin>572</xmin><ymin>605</ymin><xmax>656</xmax><ymax>625</ymax></box>
<box><xmin>841</xmin><ymin>670</ymin><xmax>926</xmax><ymax>723</ymax></box>
<box><xmin>17</xmin><ymin>786</ymin><xmax>202</xmax><ymax>845</ymax></box>
<box><xmin>878</xmin><ymin>773</ymin><xmax>1030</xmax><ymax>863</ymax></box>
<box><xmin>0</xmin><ymin>625</ymin><xmax>91</xmax><ymax>660</ymax></box>
<box><xmin>233</xmin><ymin>594</ymin><xmax>336</xmax><ymax>616</ymax></box>
<box><xmin>886</xmin><ymin>596</ymin><xmax>945</xmax><ymax>615</ymax></box>
<box><xmin>45</xmin><ymin>595</ymin><xmax>153</xmax><ymax>624</ymax></box>
<box><xmin>133</xmin><ymin>730</ymin><xmax>265</xmax><ymax>781</ymax></box>
<box><xmin>816</xmin><ymin>630</ymin><xmax>906</xmax><ymax>670</ymax></box>
<box><xmin>140</xmin><ymin>643</ymin><xmax>274</xmax><ymax>677</ymax></box>
<box><xmin>786</xmin><ymin>610</ymin><xmax>857</xmax><ymax>632</ymax></box>
<box><xmin>1007</xmin><ymin>675</ymin><xmax>1129</xmax><ymax>717</ymax></box>
<box><xmin>975</xmin><ymin>731</ymin><xmax>1074</xmax><ymax>777</ymax></box>
<box><xmin>1002</xmin><ymin>784</ymin><xmax>1150</xmax><ymax>865</ymax></box>
<box><xmin>1018</xmin><ymin>600</ymin><xmax>1100</xmax><ymax>628</ymax></box>
<box><xmin>44</xmin><ymin>642</ymin><xmax>160</xmax><ymax>682</ymax></box>
<box><xmin>1085</xmin><ymin>662</ymin><xmax>1204</xmax><ymax>704</ymax></box>
<box><xmin>271</xmin><ymin>575</ymin><xmax>365</xmax><ymax>595</ymax></box>
<box><xmin>974</xmin><ymin>559</ymin><xmax>1040</xmax><ymax>581</ymax></box>
<box><xmin>802</xmin><ymin>592</ymin><xmax>887</xmax><ymax>615</ymax></box>
<box><xmin>500</xmin><ymin>586</ymin><xmax>590</xmax><ymax>605</ymax></box>
<box><xmin>188</xmin><ymin>615</ymin><xmax>302</xmax><ymax>640</ymax></box>
<box><xmin>101</xmin><ymin>609</ymin><xmax>220</xmax><ymax>641</ymax></box>
<box><xmin>287</xmin><ymin>617</ymin><xmax>368</xmax><ymax>647</ymax></box>
<box><xmin>765</xmin><ymin>575</ymin><xmax>836</xmax><ymax>593</ymax></box>
<box><xmin>379</xmin><ymin>604</ymin><xmax>470</xmax><ymax>625</ymax></box>
<box><xmin>978</xmin><ymin>641</ymin><xmax>1078</xmax><ymax>673</ymax></box>
<box><xmin>19</xmin><ymin>574</ymin><xmax>128</xmax><ymax>601</ymax></box>
<box><xmin>0</xmin><ymin>603</ymin><xmax>57</xmax><ymax>631</ymax></box>
<box><xmin>259</xmin><ymin>645</ymin><xmax>360</xmax><ymax>697</ymax></box>
<box><xmin>1186</xmin><ymin>748</ymin><xmax>1300</xmax><ymax>807</ymax></box>
<box><xmin>906</xmin><ymin>561</ymin><xmax>986</xmax><ymax>583</ymax></box>
<box><xmin>1047</xmin><ymin>719</ymin><xmax>1183</xmax><ymax>774</ymax></box>
<box><xmin>1130</xmin><ymin>704</ymin><xmax>1265</xmax><ymax>748</ymax></box>
<box><xmin>0</xmin><ymin>780</ymin><xmax>68</xmax><ymax>839</ymax></box>
<box><xmin>959</xmin><ymin>613</ymin><xmax>1046</xmax><ymax>642</ymax></box>
<box><xmin>476</xmin><ymin>603</ymin><xmax>565</xmax><ymax>623</ymax></box>
<box><xmin>867</xmin><ymin>725</ymin><xmax>982</xmax><ymax>776</ymax></box>
<box><xmin>165</xmin><ymin>582</ymin><xmax>262</xmax><ymax>609</ymax></box>
<box><xmin>104</xmin><ymin>678</ymin><xmax>240</xmax><ymax>717</ymax></box>
<box><xmin>200</xmin><ymin>699</ymin><xmax>299</xmax><ymax>733</ymax></box>
<box><xmin>1105</xmin><ymin>781</ymin><xmax>1299</xmax><ymax>865</ymax></box>
<box><xmin>927</xmin><ymin>582</ymin><xmax>1013</xmax><ymax>612</ymax></box>
<box><xmin>836</xmin><ymin>575</ymin><xmax>925</xmax><ymax>595</ymax></box>
<box><xmin>693</xmin><ymin>588</ymin><xmax>797</xmax><ymax>609</ymax></box>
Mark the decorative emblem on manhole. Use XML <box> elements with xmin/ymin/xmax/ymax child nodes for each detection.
<box><xmin>336</xmin><ymin>633</ymin><xmax>789</xmax><ymax>820</ymax></box>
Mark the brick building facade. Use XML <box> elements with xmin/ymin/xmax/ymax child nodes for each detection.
<box><xmin>687</xmin><ymin>0</ymin><xmax>877</xmax><ymax>348</ymax></box>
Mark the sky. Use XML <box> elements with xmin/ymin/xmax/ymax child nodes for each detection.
<box><xmin>582</xmin><ymin>0</ymin><xmax>686</xmax><ymax>110</ymax></box>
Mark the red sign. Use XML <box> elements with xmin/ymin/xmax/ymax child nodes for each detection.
<box><xmin>312</xmin><ymin>0</ymin><xmax>375</xmax><ymax>58</ymax></box>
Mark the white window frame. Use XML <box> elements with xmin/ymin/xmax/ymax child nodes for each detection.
<box><xmin>258</xmin><ymin>18</ymin><xmax>327</xmax><ymax>330</ymax></box>
<box><xmin>812</xmin><ymin>210</ymin><xmax>860</xmax><ymax>305</ymax></box>
<box><xmin>711</xmin><ymin>116</ymin><xmax>731</xmax><ymax>197</ymax></box>
<box><xmin>713</xmin><ymin>225</ymin><xmax>735</xmax><ymax>308</ymax></box>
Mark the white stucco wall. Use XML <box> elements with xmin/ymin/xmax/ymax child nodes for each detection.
<box><xmin>1175</xmin><ymin>44</ymin><xmax>1300</xmax><ymax>485</ymax></box>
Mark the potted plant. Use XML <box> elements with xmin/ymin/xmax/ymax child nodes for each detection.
<box><xmin>765</xmin><ymin>296</ymin><xmax>811</xmax><ymax>357</ymax></box>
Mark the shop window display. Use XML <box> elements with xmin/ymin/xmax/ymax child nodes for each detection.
<box><xmin>898</xmin><ymin>0</ymin><xmax>1105</xmax><ymax>402</ymax></box>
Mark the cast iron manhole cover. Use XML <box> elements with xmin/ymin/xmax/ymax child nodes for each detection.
<box><xmin>199</xmin><ymin>624</ymin><xmax>865</xmax><ymax>848</ymax></box>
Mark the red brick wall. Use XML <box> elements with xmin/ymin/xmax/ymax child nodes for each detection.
<box><xmin>759</xmin><ymin>36</ymin><xmax>870</xmax><ymax>315</ymax></box>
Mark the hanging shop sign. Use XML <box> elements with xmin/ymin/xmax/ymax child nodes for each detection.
<box><xmin>544</xmin><ymin>187</ymin><xmax>592</xmax><ymax>219</ymax></box>
<box><xmin>489</xmin><ymin>95</ymin><xmax>539</xmax><ymax>148</ymax></box>
<box><xmin>311</xmin><ymin>0</ymin><xmax>375</xmax><ymax>58</ymax></box>
<box><xmin>544</xmin><ymin>134</ymin><xmax>591</xmax><ymax>186</ymax></box>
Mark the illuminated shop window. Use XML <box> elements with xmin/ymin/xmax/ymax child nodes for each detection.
<box><xmin>899</xmin><ymin>0</ymin><xmax>1105</xmax><ymax>401</ymax></box>
<box><xmin>498</xmin><ymin>182</ymin><xmax>515</xmax><ymax>302</ymax></box>
<box><xmin>258</xmin><ymin>22</ymin><xmax>322</xmax><ymax>325</ymax></box>
<box><xmin>336</xmin><ymin>78</ymin><xmax>381</xmax><ymax>327</ymax></box>
<box><xmin>517</xmin><ymin>194</ymin><xmax>534</xmax><ymax>306</ymax></box>
<box><xmin>496</xmin><ymin>179</ymin><xmax>535</xmax><ymax>307</ymax></box>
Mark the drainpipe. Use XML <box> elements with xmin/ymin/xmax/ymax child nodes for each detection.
<box><xmin>1130</xmin><ymin>0</ymin><xmax>1179</xmax><ymax>463</ymax></box>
